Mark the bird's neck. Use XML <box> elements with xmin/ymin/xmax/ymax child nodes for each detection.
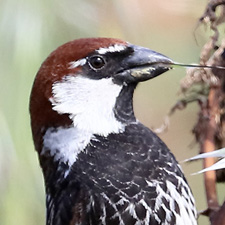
<box><xmin>113</xmin><ymin>83</ymin><xmax>137</xmax><ymax>124</ymax></box>
<box><xmin>37</xmin><ymin>81</ymin><xmax>138</xmax><ymax>199</ymax></box>
<box><xmin>49</xmin><ymin>76</ymin><xmax>137</xmax><ymax>137</ymax></box>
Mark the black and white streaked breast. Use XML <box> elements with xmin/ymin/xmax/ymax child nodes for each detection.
<box><xmin>46</xmin><ymin>122</ymin><xmax>197</xmax><ymax>225</ymax></box>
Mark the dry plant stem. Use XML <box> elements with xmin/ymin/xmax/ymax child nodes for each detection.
<box><xmin>197</xmin><ymin>2</ymin><xmax>223</xmax><ymax>220</ymax></box>
<box><xmin>201</xmin><ymin>87</ymin><xmax>219</xmax><ymax>220</ymax></box>
<box><xmin>177</xmin><ymin>1</ymin><xmax>225</xmax><ymax>223</ymax></box>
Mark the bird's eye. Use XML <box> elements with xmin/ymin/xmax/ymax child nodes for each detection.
<box><xmin>88</xmin><ymin>56</ymin><xmax>106</xmax><ymax>70</ymax></box>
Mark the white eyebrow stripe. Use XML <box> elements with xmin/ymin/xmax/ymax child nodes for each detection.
<box><xmin>69</xmin><ymin>58</ymin><xmax>87</xmax><ymax>69</ymax></box>
<box><xmin>68</xmin><ymin>44</ymin><xmax>127</xmax><ymax>69</ymax></box>
<box><xmin>97</xmin><ymin>44</ymin><xmax>127</xmax><ymax>54</ymax></box>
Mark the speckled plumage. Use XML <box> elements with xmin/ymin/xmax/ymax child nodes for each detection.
<box><xmin>30</xmin><ymin>38</ymin><xmax>197</xmax><ymax>225</ymax></box>
<box><xmin>45</xmin><ymin>123</ymin><xmax>196</xmax><ymax>225</ymax></box>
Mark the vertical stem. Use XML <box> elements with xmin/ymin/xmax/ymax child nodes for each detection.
<box><xmin>202</xmin><ymin>87</ymin><xmax>220</xmax><ymax>220</ymax></box>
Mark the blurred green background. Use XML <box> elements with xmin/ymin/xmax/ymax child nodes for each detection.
<box><xmin>1</xmin><ymin>0</ymin><xmax>224</xmax><ymax>224</ymax></box>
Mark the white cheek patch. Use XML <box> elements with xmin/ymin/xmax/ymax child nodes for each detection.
<box><xmin>97</xmin><ymin>44</ymin><xmax>127</xmax><ymax>54</ymax></box>
<box><xmin>50</xmin><ymin>76</ymin><xmax>125</xmax><ymax>136</ymax></box>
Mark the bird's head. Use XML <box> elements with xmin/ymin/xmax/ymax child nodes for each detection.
<box><xmin>30</xmin><ymin>38</ymin><xmax>173</xmax><ymax>152</ymax></box>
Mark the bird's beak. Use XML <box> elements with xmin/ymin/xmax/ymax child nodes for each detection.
<box><xmin>115</xmin><ymin>45</ymin><xmax>174</xmax><ymax>83</ymax></box>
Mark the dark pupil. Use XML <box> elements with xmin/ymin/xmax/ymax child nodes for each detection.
<box><xmin>90</xmin><ymin>56</ymin><xmax>105</xmax><ymax>69</ymax></box>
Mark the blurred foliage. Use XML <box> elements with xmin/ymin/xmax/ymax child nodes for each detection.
<box><xmin>0</xmin><ymin>0</ymin><xmax>216</xmax><ymax>224</ymax></box>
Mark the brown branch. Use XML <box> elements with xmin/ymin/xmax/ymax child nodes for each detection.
<box><xmin>200</xmin><ymin>87</ymin><xmax>220</xmax><ymax>220</ymax></box>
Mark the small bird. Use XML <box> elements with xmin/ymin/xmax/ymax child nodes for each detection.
<box><xmin>30</xmin><ymin>38</ymin><xmax>197</xmax><ymax>225</ymax></box>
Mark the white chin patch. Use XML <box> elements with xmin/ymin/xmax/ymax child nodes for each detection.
<box><xmin>50</xmin><ymin>75</ymin><xmax>125</xmax><ymax>136</ymax></box>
